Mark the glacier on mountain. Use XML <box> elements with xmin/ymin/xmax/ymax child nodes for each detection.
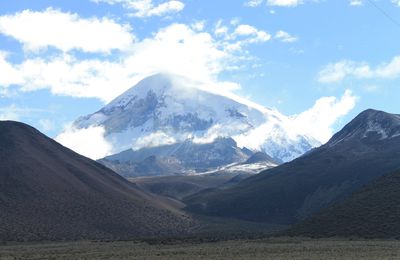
<box><xmin>72</xmin><ymin>73</ymin><xmax>320</xmax><ymax>162</ymax></box>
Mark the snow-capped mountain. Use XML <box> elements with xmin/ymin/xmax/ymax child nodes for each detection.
<box><xmin>73</xmin><ymin>73</ymin><xmax>319</xmax><ymax>162</ymax></box>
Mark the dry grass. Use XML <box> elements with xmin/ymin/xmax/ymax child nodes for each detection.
<box><xmin>1</xmin><ymin>238</ymin><xmax>400</xmax><ymax>259</ymax></box>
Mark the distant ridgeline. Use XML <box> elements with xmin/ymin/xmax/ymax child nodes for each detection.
<box><xmin>184</xmin><ymin>109</ymin><xmax>400</xmax><ymax>237</ymax></box>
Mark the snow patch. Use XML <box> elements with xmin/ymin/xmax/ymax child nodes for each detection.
<box><xmin>363</xmin><ymin>120</ymin><xmax>389</xmax><ymax>139</ymax></box>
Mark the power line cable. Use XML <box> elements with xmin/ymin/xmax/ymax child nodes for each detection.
<box><xmin>366</xmin><ymin>0</ymin><xmax>400</xmax><ymax>28</ymax></box>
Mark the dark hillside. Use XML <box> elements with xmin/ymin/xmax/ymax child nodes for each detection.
<box><xmin>0</xmin><ymin>121</ymin><xmax>193</xmax><ymax>242</ymax></box>
<box><xmin>287</xmin><ymin>168</ymin><xmax>400</xmax><ymax>238</ymax></box>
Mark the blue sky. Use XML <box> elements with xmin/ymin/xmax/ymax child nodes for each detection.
<box><xmin>0</xmin><ymin>0</ymin><xmax>399</xmax><ymax>139</ymax></box>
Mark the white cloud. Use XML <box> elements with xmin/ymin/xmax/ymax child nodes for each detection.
<box><xmin>234</xmin><ymin>24</ymin><xmax>259</xmax><ymax>36</ymax></box>
<box><xmin>232</xmin><ymin>91</ymin><xmax>357</xmax><ymax>150</ymax></box>
<box><xmin>275</xmin><ymin>30</ymin><xmax>298</xmax><ymax>43</ymax></box>
<box><xmin>0</xmin><ymin>8</ymin><xmax>134</xmax><ymax>53</ymax></box>
<box><xmin>0</xmin><ymin>54</ymin><xmax>136</xmax><ymax>102</ymax></box>
<box><xmin>244</xmin><ymin>0</ymin><xmax>264</xmax><ymax>7</ymax></box>
<box><xmin>233</xmin><ymin>120</ymin><xmax>278</xmax><ymax>151</ymax></box>
<box><xmin>132</xmin><ymin>0</ymin><xmax>184</xmax><ymax>17</ymax></box>
<box><xmin>267</xmin><ymin>0</ymin><xmax>303</xmax><ymax>7</ymax></box>
<box><xmin>56</xmin><ymin>125</ymin><xmax>113</xmax><ymax>160</ymax></box>
<box><xmin>132</xmin><ymin>131</ymin><xmax>176</xmax><ymax>149</ymax></box>
<box><xmin>393</xmin><ymin>0</ymin><xmax>400</xmax><ymax>7</ymax></box>
<box><xmin>123</xmin><ymin>23</ymin><xmax>231</xmax><ymax>86</ymax></box>
<box><xmin>0</xmin><ymin>9</ymin><xmax>273</xmax><ymax>103</ymax></box>
<box><xmin>0</xmin><ymin>23</ymin><xmax>235</xmax><ymax>102</ymax></box>
<box><xmin>233</xmin><ymin>24</ymin><xmax>272</xmax><ymax>43</ymax></box>
<box><xmin>318</xmin><ymin>56</ymin><xmax>400</xmax><ymax>83</ymax></box>
<box><xmin>318</xmin><ymin>60</ymin><xmax>356</xmax><ymax>83</ymax></box>
<box><xmin>350</xmin><ymin>0</ymin><xmax>363</xmax><ymax>6</ymax></box>
<box><xmin>192</xmin><ymin>124</ymin><xmax>225</xmax><ymax>144</ymax></box>
<box><xmin>92</xmin><ymin>0</ymin><xmax>184</xmax><ymax>18</ymax></box>
<box><xmin>291</xmin><ymin>90</ymin><xmax>358</xmax><ymax>143</ymax></box>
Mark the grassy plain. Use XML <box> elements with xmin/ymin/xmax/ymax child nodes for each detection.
<box><xmin>1</xmin><ymin>238</ymin><xmax>400</xmax><ymax>259</ymax></box>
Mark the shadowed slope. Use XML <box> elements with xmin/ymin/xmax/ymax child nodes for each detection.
<box><xmin>0</xmin><ymin>121</ymin><xmax>193</xmax><ymax>242</ymax></box>
<box><xmin>287</xmin><ymin>169</ymin><xmax>400</xmax><ymax>238</ymax></box>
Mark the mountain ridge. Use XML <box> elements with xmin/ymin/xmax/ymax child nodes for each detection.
<box><xmin>98</xmin><ymin>137</ymin><xmax>278</xmax><ymax>177</ymax></box>
<box><xmin>328</xmin><ymin>109</ymin><xmax>400</xmax><ymax>146</ymax></box>
<box><xmin>184</xmin><ymin>109</ymin><xmax>400</xmax><ymax>224</ymax></box>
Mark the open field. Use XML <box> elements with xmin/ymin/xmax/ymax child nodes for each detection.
<box><xmin>1</xmin><ymin>238</ymin><xmax>400</xmax><ymax>259</ymax></box>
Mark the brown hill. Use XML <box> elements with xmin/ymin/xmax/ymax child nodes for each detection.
<box><xmin>0</xmin><ymin>121</ymin><xmax>193</xmax><ymax>242</ymax></box>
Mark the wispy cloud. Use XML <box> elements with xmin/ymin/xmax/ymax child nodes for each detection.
<box><xmin>275</xmin><ymin>30</ymin><xmax>298</xmax><ymax>43</ymax></box>
<box><xmin>0</xmin><ymin>104</ymin><xmax>24</xmax><ymax>121</ymax></box>
<box><xmin>318</xmin><ymin>56</ymin><xmax>400</xmax><ymax>83</ymax></box>
<box><xmin>267</xmin><ymin>0</ymin><xmax>303</xmax><ymax>7</ymax></box>
<box><xmin>91</xmin><ymin>0</ymin><xmax>184</xmax><ymax>18</ymax></box>
<box><xmin>392</xmin><ymin>0</ymin><xmax>400</xmax><ymax>7</ymax></box>
<box><xmin>245</xmin><ymin>0</ymin><xmax>321</xmax><ymax>8</ymax></box>
<box><xmin>244</xmin><ymin>0</ymin><xmax>264</xmax><ymax>7</ymax></box>
<box><xmin>349</xmin><ymin>0</ymin><xmax>363</xmax><ymax>6</ymax></box>
<box><xmin>213</xmin><ymin>21</ymin><xmax>273</xmax><ymax>53</ymax></box>
<box><xmin>38</xmin><ymin>119</ymin><xmax>55</xmax><ymax>132</ymax></box>
<box><xmin>233</xmin><ymin>24</ymin><xmax>272</xmax><ymax>43</ymax></box>
<box><xmin>0</xmin><ymin>104</ymin><xmax>49</xmax><ymax>123</ymax></box>
<box><xmin>350</xmin><ymin>0</ymin><xmax>400</xmax><ymax>7</ymax></box>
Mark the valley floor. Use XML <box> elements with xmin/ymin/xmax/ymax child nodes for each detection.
<box><xmin>1</xmin><ymin>238</ymin><xmax>400</xmax><ymax>259</ymax></box>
